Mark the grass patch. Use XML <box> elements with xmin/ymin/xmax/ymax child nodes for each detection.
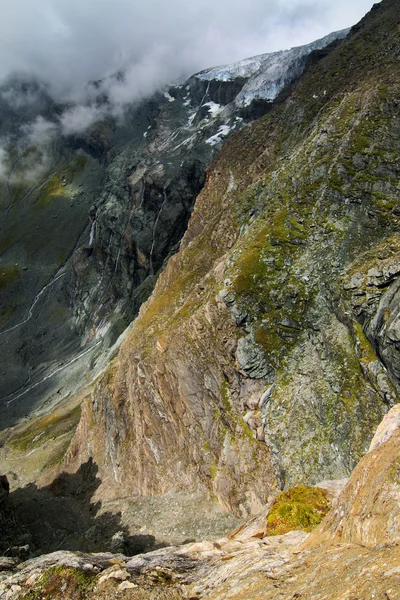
<box><xmin>9</xmin><ymin>405</ymin><xmax>81</xmax><ymax>452</ymax></box>
<box><xmin>266</xmin><ymin>485</ymin><xmax>331</xmax><ymax>535</ymax></box>
<box><xmin>22</xmin><ymin>566</ymin><xmax>96</xmax><ymax>600</ymax></box>
<box><xmin>0</xmin><ymin>264</ymin><xmax>21</xmax><ymax>290</ymax></box>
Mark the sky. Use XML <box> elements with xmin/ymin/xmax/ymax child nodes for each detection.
<box><xmin>0</xmin><ymin>0</ymin><xmax>380</xmax><ymax>102</ymax></box>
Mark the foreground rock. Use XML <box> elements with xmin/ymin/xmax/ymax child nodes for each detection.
<box><xmin>1</xmin><ymin>405</ymin><xmax>400</xmax><ymax>598</ymax></box>
<box><xmin>2</xmin><ymin>423</ymin><xmax>397</xmax><ymax>599</ymax></box>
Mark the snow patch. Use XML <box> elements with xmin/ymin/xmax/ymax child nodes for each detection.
<box><xmin>188</xmin><ymin>111</ymin><xmax>197</xmax><ymax>126</ymax></box>
<box><xmin>205</xmin><ymin>125</ymin><xmax>232</xmax><ymax>146</ymax></box>
<box><xmin>203</xmin><ymin>101</ymin><xmax>223</xmax><ymax>117</ymax></box>
<box><xmin>88</xmin><ymin>220</ymin><xmax>96</xmax><ymax>246</ymax></box>
<box><xmin>196</xmin><ymin>29</ymin><xmax>349</xmax><ymax>107</ymax></box>
<box><xmin>173</xmin><ymin>135</ymin><xmax>197</xmax><ymax>151</ymax></box>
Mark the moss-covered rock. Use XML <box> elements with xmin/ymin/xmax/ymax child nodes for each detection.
<box><xmin>266</xmin><ymin>485</ymin><xmax>331</xmax><ymax>535</ymax></box>
<box><xmin>22</xmin><ymin>566</ymin><xmax>96</xmax><ymax>600</ymax></box>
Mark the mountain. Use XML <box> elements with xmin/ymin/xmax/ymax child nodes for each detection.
<box><xmin>0</xmin><ymin>30</ymin><xmax>347</xmax><ymax>430</ymax></box>
<box><xmin>1</xmin><ymin>0</ymin><xmax>400</xmax><ymax>594</ymax></box>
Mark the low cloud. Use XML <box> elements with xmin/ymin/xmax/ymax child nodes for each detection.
<box><xmin>12</xmin><ymin>148</ymin><xmax>52</xmax><ymax>184</ymax></box>
<box><xmin>0</xmin><ymin>0</ymin><xmax>379</xmax><ymax>105</ymax></box>
<box><xmin>22</xmin><ymin>116</ymin><xmax>58</xmax><ymax>146</ymax></box>
<box><xmin>0</xmin><ymin>0</ymin><xmax>380</xmax><ymax>151</ymax></box>
<box><xmin>59</xmin><ymin>105</ymin><xmax>107</xmax><ymax>135</ymax></box>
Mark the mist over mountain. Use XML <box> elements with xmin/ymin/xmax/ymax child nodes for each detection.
<box><xmin>0</xmin><ymin>0</ymin><xmax>379</xmax><ymax>181</ymax></box>
<box><xmin>1</xmin><ymin>0</ymin><xmax>378</xmax><ymax>102</ymax></box>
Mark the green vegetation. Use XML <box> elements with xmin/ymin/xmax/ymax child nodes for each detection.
<box><xmin>220</xmin><ymin>380</ymin><xmax>232</xmax><ymax>412</ymax></box>
<box><xmin>266</xmin><ymin>485</ymin><xmax>331</xmax><ymax>535</ymax></box>
<box><xmin>0</xmin><ymin>304</ymin><xmax>17</xmax><ymax>327</ymax></box>
<box><xmin>9</xmin><ymin>405</ymin><xmax>81</xmax><ymax>452</ymax></box>
<box><xmin>40</xmin><ymin>174</ymin><xmax>65</xmax><ymax>201</ymax></box>
<box><xmin>352</xmin><ymin>321</ymin><xmax>378</xmax><ymax>364</ymax></box>
<box><xmin>210</xmin><ymin>460</ymin><xmax>218</xmax><ymax>480</ymax></box>
<box><xmin>388</xmin><ymin>456</ymin><xmax>400</xmax><ymax>485</ymax></box>
<box><xmin>22</xmin><ymin>566</ymin><xmax>96</xmax><ymax>600</ymax></box>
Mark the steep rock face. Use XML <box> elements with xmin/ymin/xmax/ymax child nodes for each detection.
<box><xmin>307</xmin><ymin>404</ymin><xmax>400</xmax><ymax>548</ymax></box>
<box><xmin>0</xmin><ymin>32</ymin><xmax>344</xmax><ymax>428</ymax></box>
<box><xmin>65</xmin><ymin>0</ymin><xmax>400</xmax><ymax>517</ymax></box>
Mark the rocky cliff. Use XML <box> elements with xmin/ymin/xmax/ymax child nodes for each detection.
<box><xmin>58</xmin><ymin>0</ymin><xmax>400</xmax><ymax>526</ymax></box>
<box><xmin>0</xmin><ymin>0</ymin><xmax>399</xmax><ymax>580</ymax></box>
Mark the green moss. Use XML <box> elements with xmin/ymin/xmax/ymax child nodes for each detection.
<box><xmin>254</xmin><ymin>326</ymin><xmax>286</xmax><ymax>356</ymax></box>
<box><xmin>266</xmin><ymin>485</ymin><xmax>331</xmax><ymax>535</ymax></box>
<box><xmin>210</xmin><ymin>460</ymin><xmax>218</xmax><ymax>480</ymax></box>
<box><xmin>9</xmin><ymin>404</ymin><xmax>81</xmax><ymax>452</ymax></box>
<box><xmin>22</xmin><ymin>566</ymin><xmax>96</xmax><ymax>600</ymax></box>
<box><xmin>352</xmin><ymin>321</ymin><xmax>378</xmax><ymax>364</ymax></box>
<box><xmin>239</xmin><ymin>418</ymin><xmax>255</xmax><ymax>442</ymax></box>
<box><xmin>388</xmin><ymin>456</ymin><xmax>400</xmax><ymax>485</ymax></box>
<box><xmin>220</xmin><ymin>380</ymin><xmax>232</xmax><ymax>412</ymax></box>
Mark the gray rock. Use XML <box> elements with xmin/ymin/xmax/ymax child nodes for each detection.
<box><xmin>236</xmin><ymin>336</ymin><xmax>275</xmax><ymax>380</ymax></box>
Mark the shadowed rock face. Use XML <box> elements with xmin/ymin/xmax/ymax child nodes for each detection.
<box><xmin>0</xmin><ymin>475</ymin><xmax>18</xmax><ymax>554</ymax></box>
<box><xmin>0</xmin><ymin>31</ymin><xmax>345</xmax><ymax>429</ymax></box>
<box><xmin>9</xmin><ymin>459</ymin><xmax>157</xmax><ymax>556</ymax></box>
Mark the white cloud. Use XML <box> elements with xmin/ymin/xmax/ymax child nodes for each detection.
<box><xmin>22</xmin><ymin>116</ymin><xmax>58</xmax><ymax>145</ymax></box>
<box><xmin>0</xmin><ymin>0</ymin><xmax>380</xmax><ymax>104</ymax></box>
<box><xmin>59</xmin><ymin>104</ymin><xmax>107</xmax><ymax>135</ymax></box>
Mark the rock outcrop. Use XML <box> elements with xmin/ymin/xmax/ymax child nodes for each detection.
<box><xmin>307</xmin><ymin>403</ymin><xmax>400</xmax><ymax>549</ymax></box>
